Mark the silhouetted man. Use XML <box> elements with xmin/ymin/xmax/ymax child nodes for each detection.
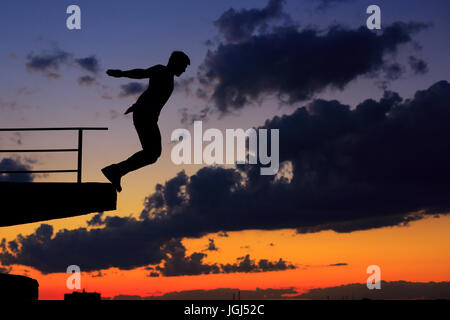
<box><xmin>102</xmin><ymin>51</ymin><xmax>190</xmax><ymax>192</ymax></box>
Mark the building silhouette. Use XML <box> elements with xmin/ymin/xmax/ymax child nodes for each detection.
<box><xmin>64</xmin><ymin>289</ymin><xmax>101</xmax><ymax>302</ymax></box>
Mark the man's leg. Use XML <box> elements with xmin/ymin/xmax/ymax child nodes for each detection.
<box><xmin>117</xmin><ymin>118</ymin><xmax>161</xmax><ymax>174</ymax></box>
<box><xmin>102</xmin><ymin>119</ymin><xmax>161</xmax><ymax>192</ymax></box>
<box><xmin>115</xmin><ymin>148</ymin><xmax>159</xmax><ymax>176</ymax></box>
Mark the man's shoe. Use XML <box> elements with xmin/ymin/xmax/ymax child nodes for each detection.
<box><xmin>101</xmin><ymin>164</ymin><xmax>122</xmax><ymax>192</ymax></box>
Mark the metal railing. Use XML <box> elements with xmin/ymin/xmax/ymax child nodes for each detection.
<box><xmin>0</xmin><ymin>127</ymin><xmax>108</xmax><ymax>183</ymax></box>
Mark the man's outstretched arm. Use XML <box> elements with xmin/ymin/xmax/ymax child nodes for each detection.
<box><xmin>106</xmin><ymin>68</ymin><xmax>150</xmax><ymax>79</ymax></box>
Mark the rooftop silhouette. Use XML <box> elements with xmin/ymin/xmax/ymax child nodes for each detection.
<box><xmin>0</xmin><ymin>181</ymin><xmax>116</xmax><ymax>227</ymax></box>
<box><xmin>0</xmin><ymin>127</ymin><xmax>117</xmax><ymax>227</ymax></box>
<box><xmin>0</xmin><ymin>273</ymin><xmax>39</xmax><ymax>301</ymax></box>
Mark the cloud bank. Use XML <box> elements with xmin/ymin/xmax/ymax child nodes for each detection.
<box><xmin>198</xmin><ymin>0</ymin><xmax>429</xmax><ymax>114</ymax></box>
<box><xmin>200</xmin><ymin>21</ymin><xmax>428</xmax><ymax>113</ymax></box>
<box><xmin>1</xmin><ymin>81</ymin><xmax>449</xmax><ymax>273</ymax></box>
<box><xmin>25</xmin><ymin>49</ymin><xmax>101</xmax><ymax>84</ymax></box>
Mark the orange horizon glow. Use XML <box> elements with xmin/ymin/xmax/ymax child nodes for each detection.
<box><xmin>4</xmin><ymin>214</ymin><xmax>449</xmax><ymax>300</ymax></box>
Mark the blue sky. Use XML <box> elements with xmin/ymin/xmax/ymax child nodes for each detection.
<box><xmin>1</xmin><ymin>1</ymin><xmax>449</xmax><ymax>124</ymax></box>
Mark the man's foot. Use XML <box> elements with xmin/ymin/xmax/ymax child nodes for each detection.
<box><xmin>101</xmin><ymin>164</ymin><xmax>122</xmax><ymax>192</ymax></box>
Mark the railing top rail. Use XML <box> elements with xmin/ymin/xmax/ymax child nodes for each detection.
<box><xmin>0</xmin><ymin>127</ymin><xmax>108</xmax><ymax>131</ymax></box>
<box><xmin>0</xmin><ymin>127</ymin><xmax>108</xmax><ymax>183</ymax></box>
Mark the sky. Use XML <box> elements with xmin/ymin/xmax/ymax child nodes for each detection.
<box><xmin>1</xmin><ymin>0</ymin><xmax>450</xmax><ymax>300</ymax></box>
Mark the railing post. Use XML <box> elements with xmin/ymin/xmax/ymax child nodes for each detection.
<box><xmin>77</xmin><ymin>129</ymin><xmax>83</xmax><ymax>183</ymax></box>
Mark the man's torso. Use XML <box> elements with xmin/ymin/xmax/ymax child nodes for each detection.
<box><xmin>132</xmin><ymin>64</ymin><xmax>174</xmax><ymax>118</ymax></box>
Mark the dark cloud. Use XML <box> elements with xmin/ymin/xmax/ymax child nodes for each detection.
<box><xmin>111</xmin><ymin>287</ymin><xmax>297</xmax><ymax>300</ymax></box>
<box><xmin>408</xmin><ymin>55</ymin><xmax>428</xmax><ymax>75</ymax></box>
<box><xmin>0</xmin><ymin>220</ymin><xmax>167</xmax><ymax>273</ymax></box>
<box><xmin>328</xmin><ymin>263</ymin><xmax>348</xmax><ymax>267</ymax></box>
<box><xmin>75</xmin><ymin>55</ymin><xmax>100</xmax><ymax>73</ymax></box>
<box><xmin>221</xmin><ymin>254</ymin><xmax>295</xmax><ymax>273</ymax></box>
<box><xmin>0</xmin><ymin>220</ymin><xmax>294</xmax><ymax>274</ymax></box>
<box><xmin>205</xmin><ymin>238</ymin><xmax>218</xmax><ymax>252</ymax></box>
<box><xmin>155</xmin><ymin>239</ymin><xmax>220</xmax><ymax>277</ymax></box>
<box><xmin>294</xmin><ymin>281</ymin><xmax>450</xmax><ymax>300</ymax></box>
<box><xmin>139</xmin><ymin>171</ymin><xmax>188</xmax><ymax>219</ymax></box>
<box><xmin>214</xmin><ymin>0</ymin><xmax>288</xmax><ymax>43</ymax></box>
<box><xmin>138</xmin><ymin>184</ymin><xmax>165</xmax><ymax>219</ymax></box>
<box><xmin>119</xmin><ymin>82</ymin><xmax>147</xmax><ymax>97</ymax></box>
<box><xmin>25</xmin><ymin>49</ymin><xmax>102</xmax><ymax>81</ymax></box>
<box><xmin>2</xmin><ymin>81</ymin><xmax>450</xmax><ymax>272</ymax></box>
<box><xmin>77</xmin><ymin>75</ymin><xmax>96</xmax><ymax>86</ymax></box>
<box><xmin>258</xmin><ymin>258</ymin><xmax>295</xmax><ymax>272</ymax></box>
<box><xmin>86</xmin><ymin>212</ymin><xmax>105</xmax><ymax>226</ymax></box>
<box><xmin>154</xmin><ymin>239</ymin><xmax>293</xmax><ymax>277</ymax></box>
<box><xmin>26</xmin><ymin>49</ymin><xmax>70</xmax><ymax>74</ymax></box>
<box><xmin>0</xmin><ymin>158</ymin><xmax>34</xmax><ymax>182</ymax></box>
<box><xmin>266</xmin><ymin>81</ymin><xmax>450</xmax><ymax>233</ymax></box>
<box><xmin>199</xmin><ymin>21</ymin><xmax>429</xmax><ymax>113</ymax></box>
<box><xmin>132</xmin><ymin>80</ymin><xmax>450</xmax><ymax>236</ymax></box>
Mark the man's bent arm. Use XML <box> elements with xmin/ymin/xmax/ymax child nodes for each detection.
<box><xmin>120</xmin><ymin>68</ymin><xmax>150</xmax><ymax>79</ymax></box>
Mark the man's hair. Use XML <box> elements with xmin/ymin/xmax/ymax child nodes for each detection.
<box><xmin>168</xmin><ymin>51</ymin><xmax>190</xmax><ymax>66</ymax></box>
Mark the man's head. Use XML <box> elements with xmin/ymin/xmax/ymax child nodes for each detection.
<box><xmin>168</xmin><ymin>51</ymin><xmax>190</xmax><ymax>77</ymax></box>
